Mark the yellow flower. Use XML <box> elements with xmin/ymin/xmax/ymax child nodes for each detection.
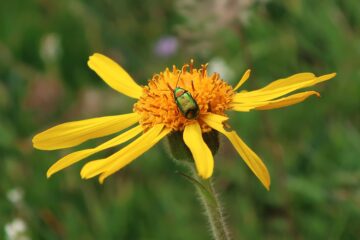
<box><xmin>32</xmin><ymin>53</ymin><xmax>335</xmax><ymax>190</ymax></box>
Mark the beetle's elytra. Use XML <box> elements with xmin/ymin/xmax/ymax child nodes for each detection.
<box><xmin>173</xmin><ymin>87</ymin><xmax>199</xmax><ymax>119</ymax></box>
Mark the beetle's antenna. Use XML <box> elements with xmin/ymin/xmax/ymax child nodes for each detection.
<box><xmin>175</xmin><ymin>71</ymin><xmax>182</xmax><ymax>87</ymax></box>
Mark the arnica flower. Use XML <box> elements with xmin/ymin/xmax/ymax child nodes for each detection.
<box><xmin>33</xmin><ymin>53</ymin><xmax>335</xmax><ymax>190</ymax></box>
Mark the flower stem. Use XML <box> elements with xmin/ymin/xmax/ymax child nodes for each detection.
<box><xmin>186</xmin><ymin>165</ymin><xmax>231</xmax><ymax>240</ymax></box>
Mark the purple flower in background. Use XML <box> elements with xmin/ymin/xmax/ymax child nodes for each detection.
<box><xmin>154</xmin><ymin>36</ymin><xmax>178</xmax><ymax>57</ymax></box>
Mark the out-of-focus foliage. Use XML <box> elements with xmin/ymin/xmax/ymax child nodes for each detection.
<box><xmin>1</xmin><ymin>0</ymin><xmax>359</xmax><ymax>239</ymax></box>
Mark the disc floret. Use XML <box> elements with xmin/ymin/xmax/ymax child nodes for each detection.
<box><xmin>133</xmin><ymin>60</ymin><xmax>235</xmax><ymax>132</ymax></box>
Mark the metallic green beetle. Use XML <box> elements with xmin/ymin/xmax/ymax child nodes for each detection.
<box><xmin>170</xmin><ymin>73</ymin><xmax>200</xmax><ymax>119</ymax></box>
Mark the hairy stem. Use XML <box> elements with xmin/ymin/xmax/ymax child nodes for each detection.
<box><xmin>187</xmin><ymin>165</ymin><xmax>231</xmax><ymax>240</ymax></box>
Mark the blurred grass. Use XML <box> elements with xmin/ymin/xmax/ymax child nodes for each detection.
<box><xmin>1</xmin><ymin>0</ymin><xmax>360</xmax><ymax>239</ymax></box>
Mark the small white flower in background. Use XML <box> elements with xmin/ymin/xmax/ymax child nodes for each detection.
<box><xmin>154</xmin><ymin>36</ymin><xmax>179</xmax><ymax>58</ymax></box>
<box><xmin>207</xmin><ymin>57</ymin><xmax>235</xmax><ymax>82</ymax></box>
<box><xmin>238</xmin><ymin>8</ymin><xmax>251</xmax><ymax>26</ymax></box>
<box><xmin>7</xmin><ymin>188</ymin><xmax>24</xmax><ymax>205</ymax></box>
<box><xmin>39</xmin><ymin>33</ymin><xmax>62</xmax><ymax>63</ymax></box>
<box><xmin>4</xmin><ymin>218</ymin><xmax>30</xmax><ymax>240</ymax></box>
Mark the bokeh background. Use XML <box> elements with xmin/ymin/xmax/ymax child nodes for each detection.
<box><xmin>1</xmin><ymin>0</ymin><xmax>360</xmax><ymax>239</ymax></box>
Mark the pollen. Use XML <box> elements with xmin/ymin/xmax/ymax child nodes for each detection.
<box><xmin>133</xmin><ymin>60</ymin><xmax>235</xmax><ymax>132</ymax></box>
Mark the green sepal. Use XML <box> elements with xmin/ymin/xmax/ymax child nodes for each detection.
<box><xmin>164</xmin><ymin>130</ymin><xmax>219</xmax><ymax>162</ymax></box>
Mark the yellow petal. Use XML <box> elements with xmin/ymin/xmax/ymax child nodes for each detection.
<box><xmin>80</xmin><ymin>124</ymin><xmax>169</xmax><ymax>181</ymax></box>
<box><xmin>233</xmin><ymin>72</ymin><xmax>335</xmax><ymax>103</ymax></box>
<box><xmin>202</xmin><ymin>113</ymin><xmax>270</xmax><ymax>190</ymax></box>
<box><xmin>261</xmin><ymin>72</ymin><xmax>336</xmax><ymax>91</ymax></box>
<box><xmin>183</xmin><ymin>122</ymin><xmax>214</xmax><ymax>179</ymax></box>
<box><xmin>98</xmin><ymin>127</ymin><xmax>171</xmax><ymax>183</ymax></box>
<box><xmin>46</xmin><ymin>125</ymin><xmax>143</xmax><ymax>177</ymax></box>
<box><xmin>234</xmin><ymin>69</ymin><xmax>251</xmax><ymax>91</ymax></box>
<box><xmin>231</xmin><ymin>91</ymin><xmax>320</xmax><ymax>111</ymax></box>
<box><xmin>230</xmin><ymin>102</ymin><xmax>272</xmax><ymax>112</ymax></box>
<box><xmin>201</xmin><ymin>113</ymin><xmax>229</xmax><ymax>123</ymax></box>
<box><xmin>224</xmin><ymin>131</ymin><xmax>270</xmax><ymax>190</ymax></box>
<box><xmin>260</xmin><ymin>72</ymin><xmax>315</xmax><ymax>90</ymax></box>
<box><xmin>32</xmin><ymin>113</ymin><xmax>140</xmax><ymax>150</ymax></box>
<box><xmin>88</xmin><ymin>53</ymin><xmax>143</xmax><ymax>99</ymax></box>
<box><xmin>80</xmin><ymin>159</ymin><xmax>107</xmax><ymax>180</ymax></box>
<box><xmin>255</xmin><ymin>91</ymin><xmax>320</xmax><ymax>110</ymax></box>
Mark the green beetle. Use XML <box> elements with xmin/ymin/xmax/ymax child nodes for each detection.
<box><xmin>170</xmin><ymin>73</ymin><xmax>200</xmax><ymax>119</ymax></box>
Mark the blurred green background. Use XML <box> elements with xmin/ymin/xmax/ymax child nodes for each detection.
<box><xmin>1</xmin><ymin>0</ymin><xmax>360</xmax><ymax>239</ymax></box>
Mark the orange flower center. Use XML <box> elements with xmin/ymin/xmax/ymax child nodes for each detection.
<box><xmin>133</xmin><ymin>60</ymin><xmax>234</xmax><ymax>132</ymax></box>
